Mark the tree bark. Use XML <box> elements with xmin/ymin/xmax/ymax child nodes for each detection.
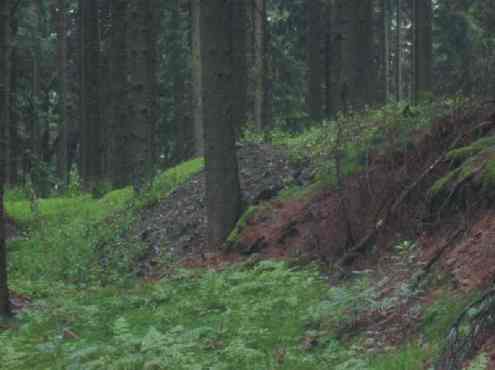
<box><xmin>324</xmin><ymin>0</ymin><xmax>335</xmax><ymax>118</ymax></box>
<box><xmin>254</xmin><ymin>0</ymin><xmax>266</xmax><ymax>130</ymax></box>
<box><xmin>306</xmin><ymin>0</ymin><xmax>323</xmax><ymax>122</ymax></box>
<box><xmin>110</xmin><ymin>0</ymin><xmax>130</xmax><ymax>188</ymax></box>
<box><xmin>191</xmin><ymin>0</ymin><xmax>204</xmax><ymax>156</ymax></box>
<box><xmin>128</xmin><ymin>0</ymin><xmax>151</xmax><ymax>191</ymax></box>
<box><xmin>414</xmin><ymin>0</ymin><xmax>432</xmax><ymax>103</ymax></box>
<box><xmin>201</xmin><ymin>0</ymin><xmax>242</xmax><ymax>248</ymax></box>
<box><xmin>0</xmin><ymin>0</ymin><xmax>11</xmax><ymax>317</ymax></box>
<box><xmin>80</xmin><ymin>0</ymin><xmax>102</xmax><ymax>191</ymax></box>
<box><xmin>231</xmin><ymin>0</ymin><xmax>248</xmax><ymax>137</ymax></box>
<box><xmin>54</xmin><ymin>0</ymin><xmax>69</xmax><ymax>188</ymax></box>
<box><xmin>395</xmin><ymin>0</ymin><xmax>402</xmax><ymax>101</ymax></box>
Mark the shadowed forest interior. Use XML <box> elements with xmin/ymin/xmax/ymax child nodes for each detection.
<box><xmin>1</xmin><ymin>1</ymin><xmax>495</xmax><ymax>369</ymax></box>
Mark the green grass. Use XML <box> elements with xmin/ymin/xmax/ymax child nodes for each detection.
<box><xmin>6</xmin><ymin>158</ymin><xmax>204</xmax><ymax>290</ymax></box>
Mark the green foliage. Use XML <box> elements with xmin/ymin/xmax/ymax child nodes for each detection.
<box><xmin>6</xmin><ymin>159</ymin><xmax>204</xmax><ymax>288</ymax></box>
<box><xmin>466</xmin><ymin>353</ymin><xmax>489</xmax><ymax>370</ymax></box>
<box><xmin>245</xmin><ymin>100</ymin><xmax>457</xmax><ymax>187</ymax></box>
<box><xmin>225</xmin><ymin>206</ymin><xmax>259</xmax><ymax>247</ymax></box>
<box><xmin>429</xmin><ymin>137</ymin><xmax>495</xmax><ymax>203</ymax></box>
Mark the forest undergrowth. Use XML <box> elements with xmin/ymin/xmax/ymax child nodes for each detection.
<box><xmin>2</xmin><ymin>99</ymin><xmax>495</xmax><ymax>369</ymax></box>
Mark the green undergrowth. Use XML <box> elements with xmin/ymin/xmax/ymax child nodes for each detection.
<box><xmin>6</xmin><ymin>158</ymin><xmax>204</xmax><ymax>290</ymax></box>
<box><xmin>1</xmin><ymin>261</ymin><xmax>452</xmax><ymax>370</ymax></box>
<box><xmin>244</xmin><ymin>98</ymin><xmax>472</xmax><ymax>186</ymax></box>
<box><xmin>429</xmin><ymin>135</ymin><xmax>495</xmax><ymax>204</ymax></box>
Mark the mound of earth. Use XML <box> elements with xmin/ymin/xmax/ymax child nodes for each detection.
<box><xmin>135</xmin><ymin>142</ymin><xmax>301</xmax><ymax>266</ymax></box>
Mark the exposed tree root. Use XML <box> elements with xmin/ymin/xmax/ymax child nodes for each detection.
<box><xmin>335</xmin><ymin>126</ymin><xmax>471</xmax><ymax>271</ymax></box>
<box><xmin>435</xmin><ymin>288</ymin><xmax>495</xmax><ymax>370</ymax></box>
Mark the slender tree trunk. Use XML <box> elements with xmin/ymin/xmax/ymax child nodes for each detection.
<box><xmin>357</xmin><ymin>0</ymin><xmax>373</xmax><ymax>106</ymax></box>
<box><xmin>201</xmin><ymin>0</ymin><xmax>242</xmax><ymax>248</ymax></box>
<box><xmin>174</xmin><ymin>0</ymin><xmax>194</xmax><ymax>163</ymax></box>
<box><xmin>54</xmin><ymin>0</ymin><xmax>69</xmax><ymax>188</ymax></box>
<box><xmin>231</xmin><ymin>0</ymin><xmax>248</xmax><ymax>138</ymax></box>
<box><xmin>375</xmin><ymin>0</ymin><xmax>388</xmax><ymax>104</ymax></box>
<box><xmin>324</xmin><ymin>0</ymin><xmax>335</xmax><ymax>118</ymax></box>
<box><xmin>336</xmin><ymin>0</ymin><xmax>359</xmax><ymax>112</ymax></box>
<box><xmin>414</xmin><ymin>0</ymin><xmax>432</xmax><ymax>103</ymax></box>
<box><xmin>0</xmin><ymin>0</ymin><xmax>11</xmax><ymax>317</ymax></box>
<box><xmin>110</xmin><ymin>0</ymin><xmax>129</xmax><ymax>188</ymax></box>
<box><xmin>145</xmin><ymin>0</ymin><xmax>160</xmax><ymax>178</ymax></box>
<box><xmin>80</xmin><ymin>0</ymin><xmax>102</xmax><ymax>191</ymax></box>
<box><xmin>395</xmin><ymin>0</ymin><xmax>402</xmax><ymax>101</ymax></box>
<box><xmin>8</xmin><ymin>45</ymin><xmax>17</xmax><ymax>186</ymax></box>
<box><xmin>128</xmin><ymin>0</ymin><xmax>151</xmax><ymax>191</ymax></box>
<box><xmin>306</xmin><ymin>0</ymin><xmax>323</xmax><ymax>122</ymax></box>
<box><xmin>191</xmin><ymin>0</ymin><xmax>204</xmax><ymax>156</ymax></box>
<box><xmin>254</xmin><ymin>0</ymin><xmax>265</xmax><ymax>130</ymax></box>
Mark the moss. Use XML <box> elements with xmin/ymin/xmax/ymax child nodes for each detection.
<box><xmin>448</xmin><ymin>136</ymin><xmax>495</xmax><ymax>163</ymax></box>
<box><xmin>429</xmin><ymin>169</ymin><xmax>461</xmax><ymax>197</ymax></box>
<box><xmin>225</xmin><ymin>206</ymin><xmax>259</xmax><ymax>247</ymax></box>
<box><xmin>480</xmin><ymin>157</ymin><xmax>495</xmax><ymax>191</ymax></box>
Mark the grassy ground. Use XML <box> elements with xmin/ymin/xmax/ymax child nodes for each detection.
<box><xmin>2</xmin><ymin>100</ymin><xmax>484</xmax><ymax>369</ymax></box>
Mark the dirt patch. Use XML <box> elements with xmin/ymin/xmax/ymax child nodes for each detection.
<box><xmin>419</xmin><ymin>211</ymin><xmax>495</xmax><ymax>292</ymax></box>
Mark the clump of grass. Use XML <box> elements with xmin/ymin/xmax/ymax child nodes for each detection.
<box><xmin>6</xmin><ymin>158</ymin><xmax>204</xmax><ymax>290</ymax></box>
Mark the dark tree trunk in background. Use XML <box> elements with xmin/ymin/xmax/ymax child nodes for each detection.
<box><xmin>0</xmin><ymin>0</ymin><xmax>11</xmax><ymax>317</ymax></box>
<box><xmin>201</xmin><ymin>0</ymin><xmax>242</xmax><ymax>249</ymax></box>
<box><xmin>191</xmin><ymin>0</ymin><xmax>204</xmax><ymax>156</ymax></box>
<box><xmin>110</xmin><ymin>0</ymin><xmax>130</xmax><ymax>188</ymax></box>
<box><xmin>376</xmin><ymin>0</ymin><xmax>388</xmax><ymax>104</ymax></box>
<box><xmin>231</xmin><ymin>0</ymin><xmax>248</xmax><ymax>138</ymax></box>
<box><xmin>324</xmin><ymin>0</ymin><xmax>335</xmax><ymax>118</ymax></box>
<box><xmin>54</xmin><ymin>0</ymin><xmax>69</xmax><ymax>188</ymax></box>
<box><xmin>80</xmin><ymin>0</ymin><xmax>102</xmax><ymax>191</ymax></box>
<box><xmin>145</xmin><ymin>0</ymin><xmax>160</xmax><ymax>176</ymax></box>
<box><xmin>357</xmin><ymin>0</ymin><xmax>373</xmax><ymax>106</ymax></box>
<box><xmin>414</xmin><ymin>0</ymin><xmax>432</xmax><ymax>103</ymax></box>
<box><xmin>173</xmin><ymin>0</ymin><xmax>194</xmax><ymax>163</ymax></box>
<box><xmin>395</xmin><ymin>0</ymin><xmax>402</xmax><ymax>101</ymax></box>
<box><xmin>128</xmin><ymin>0</ymin><xmax>153</xmax><ymax>191</ymax></box>
<box><xmin>7</xmin><ymin>10</ymin><xmax>17</xmax><ymax>187</ymax></box>
<box><xmin>254</xmin><ymin>0</ymin><xmax>267</xmax><ymax>130</ymax></box>
<box><xmin>306</xmin><ymin>0</ymin><xmax>323</xmax><ymax>122</ymax></box>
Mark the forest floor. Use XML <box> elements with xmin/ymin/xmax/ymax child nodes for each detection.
<box><xmin>3</xmin><ymin>100</ymin><xmax>495</xmax><ymax>369</ymax></box>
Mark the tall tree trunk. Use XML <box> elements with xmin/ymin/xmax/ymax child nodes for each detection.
<box><xmin>231</xmin><ymin>0</ymin><xmax>248</xmax><ymax>138</ymax></box>
<box><xmin>110</xmin><ymin>0</ymin><xmax>129</xmax><ymax>188</ymax></box>
<box><xmin>145</xmin><ymin>0</ymin><xmax>160</xmax><ymax>177</ymax></box>
<box><xmin>54</xmin><ymin>0</ymin><xmax>69</xmax><ymax>188</ymax></box>
<box><xmin>306</xmin><ymin>0</ymin><xmax>323</xmax><ymax>122</ymax></box>
<box><xmin>31</xmin><ymin>0</ymin><xmax>45</xmax><ymax>194</ymax></box>
<box><xmin>0</xmin><ymin>0</ymin><xmax>11</xmax><ymax>317</ymax></box>
<box><xmin>191</xmin><ymin>0</ymin><xmax>204</xmax><ymax>156</ymax></box>
<box><xmin>395</xmin><ymin>0</ymin><xmax>402</xmax><ymax>101</ymax></box>
<box><xmin>174</xmin><ymin>0</ymin><xmax>193</xmax><ymax>163</ymax></box>
<box><xmin>254</xmin><ymin>0</ymin><xmax>265</xmax><ymax>130</ymax></box>
<box><xmin>128</xmin><ymin>0</ymin><xmax>151</xmax><ymax>191</ymax></box>
<box><xmin>357</xmin><ymin>0</ymin><xmax>373</xmax><ymax>106</ymax></box>
<box><xmin>336</xmin><ymin>0</ymin><xmax>359</xmax><ymax>112</ymax></box>
<box><xmin>80</xmin><ymin>0</ymin><xmax>102</xmax><ymax>191</ymax></box>
<box><xmin>375</xmin><ymin>0</ymin><xmax>388</xmax><ymax>104</ymax></box>
<box><xmin>201</xmin><ymin>0</ymin><xmax>242</xmax><ymax>248</ymax></box>
<box><xmin>414</xmin><ymin>0</ymin><xmax>432</xmax><ymax>103</ymax></box>
<box><xmin>324</xmin><ymin>0</ymin><xmax>335</xmax><ymax>118</ymax></box>
<box><xmin>8</xmin><ymin>45</ymin><xmax>17</xmax><ymax>186</ymax></box>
